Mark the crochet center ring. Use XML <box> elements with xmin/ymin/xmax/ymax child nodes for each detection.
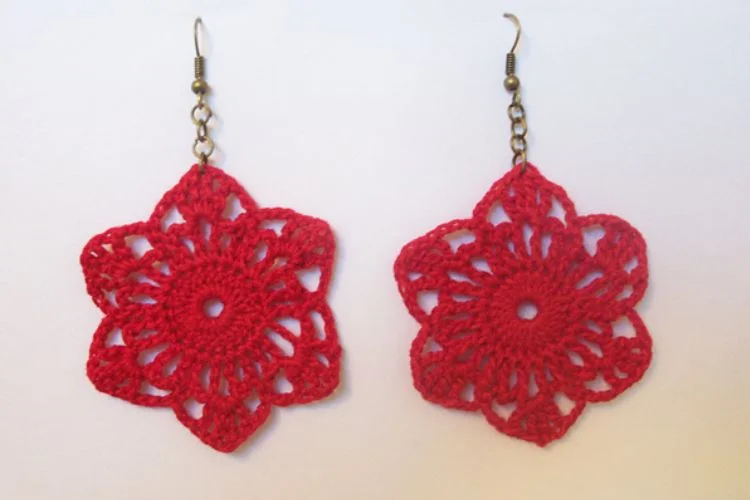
<box><xmin>163</xmin><ymin>259</ymin><xmax>267</xmax><ymax>353</ymax></box>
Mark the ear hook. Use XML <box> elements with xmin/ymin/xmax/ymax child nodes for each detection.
<box><xmin>193</xmin><ymin>17</ymin><xmax>204</xmax><ymax>57</ymax></box>
<box><xmin>192</xmin><ymin>17</ymin><xmax>207</xmax><ymax>92</ymax></box>
<box><xmin>503</xmin><ymin>13</ymin><xmax>521</xmax><ymax>54</ymax></box>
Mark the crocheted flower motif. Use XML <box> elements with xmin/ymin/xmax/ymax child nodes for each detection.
<box><xmin>394</xmin><ymin>163</ymin><xmax>651</xmax><ymax>446</ymax></box>
<box><xmin>82</xmin><ymin>165</ymin><xmax>341</xmax><ymax>452</ymax></box>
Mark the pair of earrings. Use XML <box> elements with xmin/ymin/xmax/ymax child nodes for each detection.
<box><xmin>82</xmin><ymin>16</ymin><xmax>652</xmax><ymax>452</ymax></box>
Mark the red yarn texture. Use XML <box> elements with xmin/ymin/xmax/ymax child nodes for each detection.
<box><xmin>81</xmin><ymin>164</ymin><xmax>341</xmax><ymax>452</ymax></box>
<box><xmin>394</xmin><ymin>163</ymin><xmax>651</xmax><ymax>446</ymax></box>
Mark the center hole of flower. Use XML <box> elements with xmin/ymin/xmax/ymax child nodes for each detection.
<box><xmin>203</xmin><ymin>298</ymin><xmax>224</xmax><ymax>318</ymax></box>
<box><xmin>516</xmin><ymin>300</ymin><xmax>538</xmax><ymax>321</ymax></box>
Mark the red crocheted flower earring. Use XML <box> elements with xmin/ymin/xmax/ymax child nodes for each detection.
<box><xmin>81</xmin><ymin>18</ymin><xmax>342</xmax><ymax>452</ymax></box>
<box><xmin>394</xmin><ymin>14</ymin><xmax>652</xmax><ymax>446</ymax></box>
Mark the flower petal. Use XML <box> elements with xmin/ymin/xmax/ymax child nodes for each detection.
<box><xmin>169</xmin><ymin>354</ymin><xmax>272</xmax><ymax>452</ymax></box>
<box><xmin>472</xmin><ymin>164</ymin><xmax>583</xmax><ymax>276</ymax></box>
<box><xmin>86</xmin><ymin>313</ymin><xmax>176</xmax><ymax>406</ymax></box>
<box><xmin>149</xmin><ymin>165</ymin><xmax>258</xmax><ymax>240</ymax></box>
<box><xmin>410</xmin><ymin>320</ymin><xmax>491</xmax><ymax>411</ymax></box>
<box><xmin>253</xmin><ymin>208</ymin><xmax>336</xmax><ymax>299</ymax></box>
<box><xmin>557</xmin><ymin>311</ymin><xmax>652</xmax><ymax>403</ymax></box>
<box><xmin>482</xmin><ymin>387</ymin><xmax>586</xmax><ymax>447</ymax></box>
<box><xmin>394</xmin><ymin>219</ymin><xmax>491</xmax><ymax>323</ymax></box>
<box><xmin>567</xmin><ymin>214</ymin><xmax>649</xmax><ymax>321</ymax></box>
<box><xmin>213</xmin><ymin>208</ymin><xmax>336</xmax><ymax>306</ymax></box>
<box><xmin>473</xmin><ymin>163</ymin><xmax>577</xmax><ymax>229</ymax></box>
<box><xmin>81</xmin><ymin>223</ymin><xmax>173</xmax><ymax>315</ymax></box>
<box><xmin>174</xmin><ymin>393</ymin><xmax>272</xmax><ymax>452</ymax></box>
<box><xmin>259</xmin><ymin>303</ymin><xmax>342</xmax><ymax>406</ymax></box>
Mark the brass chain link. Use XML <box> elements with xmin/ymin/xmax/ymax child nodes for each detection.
<box><xmin>191</xmin><ymin>95</ymin><xmax>214</xmax><ymax>167</ymax></box>
<box><xmin>507</xmin><ymin>90</ymin><xmax>527</xmax><ymax>170</ymax></box>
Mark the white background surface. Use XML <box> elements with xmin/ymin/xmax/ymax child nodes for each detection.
<box><xmin>2</xmin><ymin>0</ymin><xmax>750</xmax><ymax>499</ymax></box>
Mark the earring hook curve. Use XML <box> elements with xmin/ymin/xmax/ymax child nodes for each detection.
<box><xmin>503</xmin><ymin>13</ymin><xmax>521</xmax><ymax>54</ymax></box>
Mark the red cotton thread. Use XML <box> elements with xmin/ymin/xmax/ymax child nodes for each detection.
<box><xmin>394</xmin><ymin>163</ymin><xmax>651</xmax><ymax>446</ymax></box>
<box><xmin>82</xmin><ymin>165</ymin><xmax>341</xmax><ymax>452</ymax></box>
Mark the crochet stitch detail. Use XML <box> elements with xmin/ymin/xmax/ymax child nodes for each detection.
<box><xmin>394</xmin><ymin>163</ymin><xmax>651</xmax><ymax>446</ymax></box>
<box><xmin>82</xmin><ymin>165</ymin><xmax>341</xmax><ymax>452</ymax></box>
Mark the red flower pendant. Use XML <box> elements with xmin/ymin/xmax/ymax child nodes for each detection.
<box><xmin>394</xmin><ymin>163</ymin><xmax>651</xmax><ymax>446</ymax></box>
<box><xmin>82</xmin><ymin>165</ymin><xmax>341</xmax><ymax>452</ymax></box>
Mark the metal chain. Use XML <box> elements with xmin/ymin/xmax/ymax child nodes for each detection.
<box><xmin>507</xmin><ymin>90</ymin><xmax>527</xmax><ymax>170</ymax></box>
<box><xmin>191</xmin><ymin>94</ymin><xmax>214</xmax><ymax>168</ymax></box>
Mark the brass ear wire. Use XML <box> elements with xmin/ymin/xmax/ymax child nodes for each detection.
<box><xmin>191</xmin><ymin>17</ymin><xmax>214</xmax><ymax>171</ymax></box>
<box><xmin>194</xmin><ymin>17</ymin><xmax>204</xmax><ymax>57</ymax></box>
<box><xmin>503</xmin><ymin>13</ymin><xmax>527</xmax><ymax>173</ymax></box>
<box><xmin>503</xmin><ymin>13</ymin><xmax>521</xmax><ymax>55</ymax></box>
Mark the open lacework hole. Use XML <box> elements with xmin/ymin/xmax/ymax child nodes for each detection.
<box><xmin>199</xmin><ymin>219</ymin><xmax>212</xmax><ymax>244</ymax></box>
<box><xmin>612</xmin><ymin>316</ymin><xmax>637</xmax><ymax>338</ymax></box>
<box><xmin>522</xmin><ymin>223</ymin><xmax>533</xmax><ymax>256</ymax></box>
<box><xmin>105</xmin><ymin>328</ymin><xmax>125</xmax><ymax>347</ymax></box>
<box><xmin>266</xmin><ymin>256</ymin><xmax>289</xmax><ymax>274</ymax></box>
<box><xmin>265</xmin><ymin>329</ymin><xmax>295</xmax><ymax>357</ymax></box>
<box><xmin>296</xmin><ymin>267</ymin><xmax>321</xmax><ymax>292</ymax></box>
<box><xmin>125</xmin><ymin>235</ymin><xmax>153</xmax><ymax>259</ymax></box>
<box><xmin>276</xmin><ymin>317</ymin><xmax>301</xmax><ymax>336</ymax></box>
<box><xmin>527</xmin><ymin>372</ymin><xmax>539</xmax><ymax>397</ymax></box>
<box><xmin>314</xmin><ymin>352</ymin><xmax>330</xmax><ymax>368</ymax></box>
<box><xmin>163</xmin><ymin>354</ymin><xmax>181</xmax><ymax>376</ymax></box>
<box><xmin>579</xmin><ymin>337</ymin><xmax>603</xmax><ymax>358</ymax></box>
<box><xmin>128</xmin><ymin>271</ymin><xmax>160</xmax><ymax>287</ymax></box>
<box><xmin>152</xmin><ymin>261</ymin><xmax>171</xmax><ymax>276</ymax></box>
<box><xmin>616</xmin><ymin>285</ymin><xmax>634</xmax><ymax>301</ymax></box>
<box><xmin>140</xmin><ymin>381</ymin><xmax>171</xmax><ymax>397</ymax></box>
<box><xmin>491</xmin><ymin>401</ymin><xmax>517</xmax><ymax>421</ymax></box>
<box><xmin>130</xmin><ymin>294</ymin><xmax>157</xmax><ymax>305</ymax></box>
<box><xmin>442</xmin><ymin>229</ymin><xmax>476</xmax><ymax>253</ymax></box>
<box><xmin>548</xmin><ymin>197</ymin><xmax>567</xmax><ymax>225</ymax></box>
<box><xmin>161</xmin><ymin>206</ymin><xmax>185</xmax><ymax>231</ymax></box>
<box><xmin>310</xmin><ymin>311</ymin><xmax>326</xmax><ymax>340</ymax></box>
<box><xmin>103</xmin><ymin>290</ymin><xmax>118</xmax><ymax>308</ymax></box>
<box><xmin>567</xmin><ymin>350</ymin><xmax>584</xmax><ymax>367</ymax></box>
<box><xmin>199</xmin><ymin>365</ymin><xmax>211</xmax><ymax>391</ymax></box>
<box><xmin>460</xmin><ymin>383</ymin><xmax>475</xmax><ymax>402</ymax></box>
<box><xmin>553</xmin><ymin>392</ymin><xmax>576</xmax><ymax>416</ymax></box>
<box><xmin>471</xmin><ymin>257</ymin><xmax>492</xmax><ymax>274</ymax></box>
<box><xmin>582</xmin><ymin>225</ymin><xmax>606</xmax><ymax>256</ymax></box>
<box><xmin>260</xmin><ymin>219</ymin><xmax>287</xmax><ymax>236</ymax></box>
<box><xmin>203</xmin><ymin>298</ymin><xmax>224</xmax><ymax>318</ymax></box>
<box><xmin>273</xmin><ymin>370</ymin><xmax>293</xmax><ymax>394</ymax></box>
<box><xmin>250</xmin><ymin>242</ymin><xmax>269</xmax><ymax>265</ymax></box>
<box><xmin>222</xmin><ymin>194</ymin><xmax>247</xmax><ymax>221</ymax></box>
<box><xmin>181</xmin><ymin>237</ymin><xmax>196</xmax><ymax>254</ymax></box>
<box><xmin>417</xmin><ymin>290</ymin><xmax>439</xmax><ymax>314</ymax></box>
<box><xmin>576</xmin><ymin>270</ymin><xmax>604</xmax><ymax>290</ymax></box>
<box><xmin>487</xmin><ymin>203</ymin><xmax>511</xmax><ymax>225</ymax></box>
<box><xmin>623</xmin><ymin>257</ymin><xmax>639</xmax><ymax>274</ymax></box>
<box><xmin>448</xmin><ymin>271</ymin><xmax>476</xmax><ymax>285</ymax></box>
<box><xmin>584</xmin><ymin>373</ymin><xmax>612</xmax><ymax>393</ymax></box>
<box><xmin>516</xmin><ymin>300</ymin><xmax>538</xmax><ymax>321</ymax></box>
<box><xmin>183</xmin><ymin>398</ymin><xmax>205</xmax><ymax>419</ymax></box>
<box><xmin>244</xmin><ymin>391</ymin><xmax>261</xmax><ymax>412</ymax></box>
<box><xmin>421</xmin><ymin>337</ymin><xmax>443</xmax><ymax>355</ymax></box>
<box><xmin>137</xmin><ymin>343</ymin><xmax>169</xmax><ymax>366</ymax></box>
